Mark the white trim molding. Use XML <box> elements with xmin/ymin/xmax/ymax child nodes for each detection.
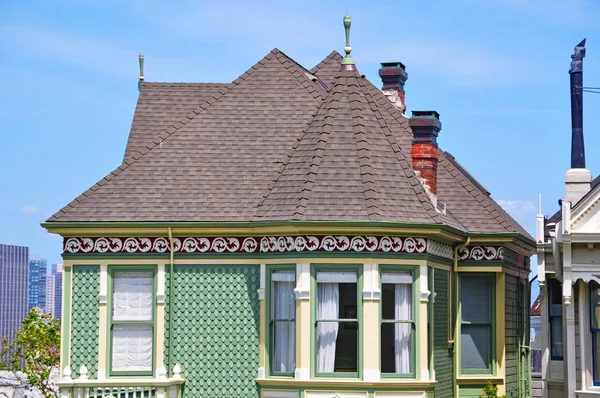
<box><xmin>99</xmin><ymin>264</ymin><xmax>107</xmax><ymax>304</ymax></box>
<box><xmin>257</xmin><ymin>264</ymin><xmax>266</xmax><ymax>301</ymax></box>
<box><xmin>156</xmin><ymin>265</ymin><xmax>165</xmax><ymax>304</ymax></box>
<box><xmin>294</xmin><ymin>263</ymin><xmax>310</xmax><ymax>300</ymax></box>
<box><xmin>363</xmin><ymin>368</ymin><xmax>380</xmax><ymax>382</ymax></box>
<box><xmin>294</xmin><ymin>367</ymin><xmax>310</xmax><ymax>381</ymax></box>
<box><xmin>419</xmin><ymin>266</ymin><xmax>430</xmax><ymax>303</ymax></box>
<box><xmin>362</xmin><ymin>263</ymin><xmax>381</xmax><ymax>301</ymax></box>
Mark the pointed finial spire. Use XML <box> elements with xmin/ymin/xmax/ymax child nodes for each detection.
<box><xmin>138</xmin><ymin>53</ymin><xmax>145</xmax><ymax>91</ymax></box>
<box><xmin>340</xmin><ymin>15</ymin><xmax>356</xmax><ymax>71</ymax></box>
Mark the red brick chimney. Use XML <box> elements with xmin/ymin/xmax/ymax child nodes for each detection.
<box><xmin>409</xmin><ymin>111</ymin><xmax>441</xmax><ymax>195</ymax></box>
<box><xmin>379</xmin><ymin>62</ymin><xmax>408</xmax><ymax>114</ymax></box>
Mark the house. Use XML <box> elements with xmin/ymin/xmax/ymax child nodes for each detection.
<box><xmin>536</xmin><ymin>173</ymin><xmax>600</xmax><ymax>398</ymax></box>
<box><xmin>43</xmin><ymin>16</ymin><xmax>535</xmax><ymax>398</ymax></box>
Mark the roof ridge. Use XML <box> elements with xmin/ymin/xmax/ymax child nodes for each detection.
<box><xmin>310</xmin><ymin>50</ymin><xmax>343</xmax><ymax>74</ymax></box>
<box><xmin>48</xmin><ymin>82</ymin><xmax>229</xmax><ymax>221</ymax></box>
<box><xmin>347</xmin><ymin>74</ymin><xmax>381</xmax><ymax>221</ymax></box>
<box><xmin>439</xmin><ymin>151</ymin><xmax>530</xmax><ymax>236</ymax></box>
<box><xmin>358</xmin><ymin>73</ymin><xmax>445</xmax><ymax>224</ymax></box>
<box><xmin>272</xmin><ymin>50</ymin><xmax>326</xmax><ymax>101</ymax></box>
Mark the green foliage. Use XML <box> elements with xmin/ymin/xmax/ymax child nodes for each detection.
<box><xmin>0</xmin><ymin>308</ymin><xmax>60</xmax><ymax>398</ymax></box>
<box><xmin>479</xmin><ymin>380</ymin><xmax>506</xmax><ymax>398</ymax></box>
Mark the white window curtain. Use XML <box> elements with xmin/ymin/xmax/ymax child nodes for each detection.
<box><xmin>113</xmin><ymin>272</ymin><xmax>153</xmax><ymax>321</ymax></box>
<box><xmin>394</xmin><ymin>283</ymin><xmax>412</xmax><ymax>374</ymax></box>
<box><xmin>316</xmin><ymin>282</ymin><xmax>339</xmax><ymax>373</ymax></box>
<box><xmin>550</xmin><ymin>315</ymin><xmax>563</xmax><ymax>358</ymax></box>
<box><xmin>112</xmin><ymin>326</ymin><xmax>153</xmax><ymax>371</ymax></box>
<box><xmin>272</xmin><ymin>271</ymin><xmax>295</xmax><ymax>373</ymax></box>
<box><xmin>112</xmin><ymin>272</ymin><xmax>153</xmax><ymax>372</ymax></box>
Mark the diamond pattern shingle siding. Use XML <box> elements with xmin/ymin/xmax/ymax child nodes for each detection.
<box><xmin>70</xmin><ymin>266</ymin><xmax>100</xmax><ymax>379</ymax></box>
<box><xmin>164</xmin><ymin>265</ymin><xmax>260</xmax><ymax>398</ymax></box>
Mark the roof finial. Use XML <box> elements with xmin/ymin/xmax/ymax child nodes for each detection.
<box><xmin>340</xmin><ymin>15</ymin><xmax>356</xmax><ymax>71</ymax></box>
<box><xmin>138</xmin><ymin>53</ymin><xmax>145</xmax><ymax>91</ymax></box>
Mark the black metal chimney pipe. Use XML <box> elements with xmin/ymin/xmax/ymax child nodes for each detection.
<box><xmin>569</xmin><ymin>39</ymin><xmax>586</xmax><ymax>169</ymax></box>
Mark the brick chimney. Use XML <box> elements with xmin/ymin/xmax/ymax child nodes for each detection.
<box><xmin>379</xmin><ymin>62</ymin><xmax>408</xmax><ymax>114</ymax></box>
<box><xmin>409</xmin><ymin>111</ymin><xmax>441</xmax><ymax>195</ymax></box>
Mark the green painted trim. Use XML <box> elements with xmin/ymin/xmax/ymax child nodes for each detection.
<box><xmin>458</xmin><ymin>273</ymin><xmax>496</xmax><ymax>376</ymax></box>
<box><xmin>107</xmin><ymin>266</ymin><xmax>157</xmax><ymax>377</ymax></box>
<box><xmin>61</xmin><ymin>265</ymin><xmax>72</xmax><ymax>371</ymax></box>
<box><xmin>427</xmin><ymin>266</ymin><xmax>434</xmax><ymax>377</ymax></box>
<box><xmin>311</xmin><ymin>264</ymin><xmax>363</xmax><ymax>379</ymax></box>
<box><xmin>266</xmin><ymin>265</ymin><xmax>297</xmax><ymax>378</ymax></box>
<box><xmin>378</xmin><ymin>264</ymin><xmax>418</xmax><ymax>379</ymax></box>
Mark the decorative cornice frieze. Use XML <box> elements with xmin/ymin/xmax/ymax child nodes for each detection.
<box><xmin>457</xmin><ymin>245</ymin><xmax>505</xmax><ymax>261</ymax></box>
<box><xmin>63</xmin><ymin>236</ymin><xmax>454</xmax><ymax>258</ymax></box>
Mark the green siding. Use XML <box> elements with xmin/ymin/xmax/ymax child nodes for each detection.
<box><xmin>459</xmin><ymin>385</ymin><xmax>486</xmax><ymax>397</ymax></box>
<box><xmin>70</xmin><ymin>266</ymin><xmax>100</xmax><ymax>378</ymax></box>
<box><xmin>433</xmin><ymin>268</ymin><xmax>453</xmax><ymax>398</ymax></box>
<box><xmin>165</xmin><ymin>265</ymin><xmax>260</xmax><ymax>398</ymax></box>
<box><xmin>505</xmin><ymin>274</ymin><xmax>518</xmax><ymax>398</ymax></box>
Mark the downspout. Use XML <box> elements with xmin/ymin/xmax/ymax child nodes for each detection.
<box><xmin>450</xmin><ymin>236</ymin><xmax>470</xmax><ymax>398</ymax></box>
<box><xmin>167</xmin><ymin>227</ymin><xmax>174</xmax><ymax>377</ymax></box>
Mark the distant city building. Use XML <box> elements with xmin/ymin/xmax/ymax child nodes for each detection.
<box><xmin>28</xmin><ymin>256</ymin><xmax>47</xmax><ymax>312</ymax></box>
<box><xmin>46</xmin><ymin>264</ymin><xmax>62</xmax><ymax>320</ymax></box>
<box><xmin>0</xmin><ymin>244</ymin><xmax>29</xmax><ymax>360</ymax></box>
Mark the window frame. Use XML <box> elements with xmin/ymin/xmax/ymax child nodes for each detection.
<box><xmin>548</xmin><ymin>278</ymin><xmax>563</xmax><ymax>361</ymax></box>
<box><xmin>266</xmin><ymin>265</ymin><xmax>297</xmax><ymax>377</ymax></box>
<box><xmin>107</xmin><ymin>266</ymin><xmax>157</xmax><ymax>377</ymax></box>
<box><xmin>311</xmin><ymin>265</ymin><xmax>362</xmax><ymax>379</ymax></box>
<box><xmin>379</xmin><ymin>265</ymin><xmax>418</xmax><ymax>379</ymax></box>
<box><xmin>590</xmin><ymin>281</ymin><xmax>600</xmax><ymax>386</ymax></box>
<box><xmin>458</xmin><ymin>273</ymin><xmax>495</xmax><ymax>375</ymax></box>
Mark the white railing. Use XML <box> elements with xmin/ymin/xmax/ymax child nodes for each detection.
<box><xmin>56</xmin><ymin>364</ymin><xmax>184</xmax><ymax>398</ymax></box>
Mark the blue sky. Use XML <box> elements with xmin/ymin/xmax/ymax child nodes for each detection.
<box><xmin>1</xmin><ymin>1</ymin><xmax>599</xmax><ymax>294</ymax></box>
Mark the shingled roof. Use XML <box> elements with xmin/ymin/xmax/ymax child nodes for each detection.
<box><xmin>547</xmin><ymin>174</ymin><xmax>600</xmax><ymax>224</ymax></box>
<box><xmin>47</xmin><ymin>48</ymin><xmax>531</xmax><ymax>241</ymax></box>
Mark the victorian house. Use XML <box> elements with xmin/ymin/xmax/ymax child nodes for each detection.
<box><xmin>44</xmin><ymin>17</ymin><xmax>535</xmax><ymax>398</ymax></box>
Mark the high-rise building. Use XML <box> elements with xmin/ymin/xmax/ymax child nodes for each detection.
<box><xmin>0</xmin><ymin>244</ymin><xmax>29</xmax><ymax>360</ymax></box>
<box><xmin>46</xmin><ymin>264</ymin><xmax>63</xmax><ymax>320</ymax></box>
<box><xmin>28</xmin><ymin>255</ymin><xmax>47</xmax><ymax>311</ymax></box>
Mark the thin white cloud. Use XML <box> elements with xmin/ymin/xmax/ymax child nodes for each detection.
<box><xmin>498</xmin><ymin>199</ymin><xmax>537</xmax><ymax>220</ymax></box>
<box><xmin>21</xmin><ymin>205</ymin><xmax>40</xmax><ymax>215</ymax></box>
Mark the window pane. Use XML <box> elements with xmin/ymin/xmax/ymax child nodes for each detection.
<box><xmin>592</xmin><ymin>285</ymin><xmax>600</xmax><ymax>330</ymax></box>
<box><xmin>594</xmin><ymin>331</ymin><xmax>600</xmax><ymax>383</ymax></box>
<box><xmin>272</xmin><ymin>321</ymin><xmax>295</xmax><ymax>373</ymax></box>
<box><xmin>113</xmin><ymin>272</ymin><xmax>153</xmax><ymax>321</ymax></box>
<box><xmin>381</xmin><ymin>323</ymin><xmax>412</xmax><ymax>374</ymax></box>
<box><xmin>271</xmin><ymin>270</ymin><xmax>296</xmax><ymax>373</ymax></box>
<box><xmin>382</xmin><ymin>283</ymin><xmax>412</xmax><ymax>321</ymax></box>
<box><xmin>112</xmin><ymin>325</ymin><xmax>152</xmax><ymax>371</ymax></box>
<box><xmin>316</xmin><ymin>274</ymin><xmax>357</xmax><ymax>373</ymax></box>
<box><xmin>272</xmin><ymin>271</ymin><xmax>295</xmax><ymax>320</ymax></box>
<box><xmin>461</xmin><ymin>325</ymin><xmax>490</xmax><ymax>370</ymax></box>
<box><xmin>550</xmin><ymin>317</ymin><xmax>563</xmax><ymax>359</ymax></box>
<box><xmin>461</xmin><ymin>276</ymin><xmax>490</xmax><ymax>323</ymax></box>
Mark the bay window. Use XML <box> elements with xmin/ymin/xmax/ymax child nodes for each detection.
<box><xmin>110</xmin><ymin>270</ymin><xmax>155</xmax><ymax>375</ymax></box>
<box><xmin>460</xmin><ymin>274</ymin><xmax>494</xmax><ymax>373</ymax></box>
<box><xmin>380</xmin><ymin>271</ymin><xmax>414</xmax><ymax>376</ymax></box>
<box><xmin>269</xmin><ymin>269</ymin><xmax>296</xmax><ymax>375</ymax></box>
<box><xmin>591</xmin><ymin>282</ymin><xmax>600</xmax><ymax>385</ymax></box>
<box><xmin>314</xmin><ymin>269</ymin><xmax>360</xmax><ymax>376</ymax></box>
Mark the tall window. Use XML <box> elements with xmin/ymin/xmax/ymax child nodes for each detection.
<box><xmin>381</xmin><ymin>271</ymin><xmax>414</xmax><ymax>375</ymax></box>
<box><xmin>110</xmin><ymin>271</ymin><xmax>154</xmax><ymax>375</ymax></box>
<box><xmin>548</xmin><ymin>278</ymin><xmax>563</xmax><ymax>360</ymax></box>
<box><xmin>315</xmin><ymin>270</ymin><xmax>359</xmax><ymax>375</ymax></box>
<box><xmin>460</xmin><ymin>274</ymin><xmax>494</xmax><ymax>373</ymax></box>
<box><xmin>591</xmin><ymin>282</ymin><xmax>600</xmax><ymax>385</ymax></box>
<box><xmin>270</xmin><ymin>270</ymin><xmax>296</xmax><ymax>375</ymax></box>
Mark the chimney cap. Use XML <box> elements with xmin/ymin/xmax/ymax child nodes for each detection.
<box><xmin>411</xmin><ymin>110</ymin><xmax>440</xmax><ymax>120</ymax></box>
<box><xmin>380</xmin><ymin>62</ymin><xmax>406</xmax><ymax>70</ymax></box>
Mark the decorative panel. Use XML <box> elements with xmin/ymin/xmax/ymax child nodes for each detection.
<box><xmin>164</xmin><ymin>265</ymin><xmax>260</xmax><ymax>398</ymax></box>
<box><xmin>70</xmin><ymin>266</ymin><xmax>100</xmax><ymax>378</ymax></box>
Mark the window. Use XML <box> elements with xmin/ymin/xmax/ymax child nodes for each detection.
<box><xmin>269</xmin><ymin>269</ymin><xmax>296</xmax><ymax>375</ymax></box>
<box><xmin>110</xmin><ymin>270</ymin><xmax>154</xmax><ymax>375</ymax></box>
<box><xmin>380</xmin><ymin>271</ymin><xmax>414</xmax><ymax>376</ymax></box>
<box><xmin>314</xmin><ymin>269</ymin><xmax>360</xmax><ymax>376</ymax></box>
<box><xmin>591</xmin><ymin>282</ymin><xmax>600</xmax><ymax>386</ymax></box>
<box><xmin>548</xmin><ymin>278</ymin><xmax>563</xmax><ymax>360</ymax></box>
<box><xmin>460</xmin><ymin>274</ymin><xmax>494</xmax><ymax>373</ymax></box>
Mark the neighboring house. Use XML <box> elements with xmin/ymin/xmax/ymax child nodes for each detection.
<box><xmin>537</xmin><ymin>174</ymin><xmax>600</xmax><ymax>398</ymax></box>
<box><xmin>43</xmin><ymin>18</ymin><xmax>535</xmax><ymax>398</ymax></box>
